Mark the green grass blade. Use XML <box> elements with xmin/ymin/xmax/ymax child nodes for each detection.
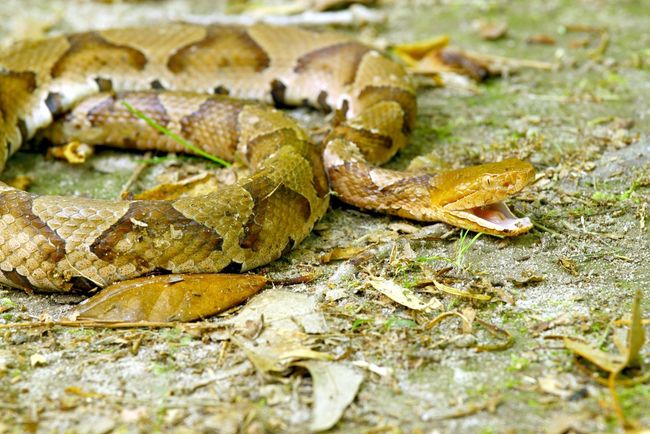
<box><xmin>122</xmin><ymin>101</ymin><xmax>231</xmax><ymax>167</ymax></box>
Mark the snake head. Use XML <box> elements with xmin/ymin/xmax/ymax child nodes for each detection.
<box><xmin>431</xmin><ymin>158</ymin><xmax>535</xmax><ymax>236</ymax></box>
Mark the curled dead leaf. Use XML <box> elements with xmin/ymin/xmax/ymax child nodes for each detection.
<box><xmin>73</xmin><ymin>274</ymin><xmax>267</xmax><ymax>322</ymax></box>
<box><xmin>564</xmin><ymin>338</ymin><xmax>625</xmax><ymax>373</ymax></box>
<box><xmin>392</xmin><ymin>35</ymin><xmax>450</xmax><ymax>65</ymax></box>
<box><xmin>299</xmin><ymin>360</ymin><xmax>363</xmax><ymax>432</ymax></box>
<box><xmin>564</xmin><ymin>289</ymin><xmax>645</xmax><ymax>375</ymax></box>
<box><xmin>320</xmin><ymin>246</ymin><xmax>368</xmax><ymax>263</ymax></box>
<box><xmin>512</xmin><ymin>271</ymin><xmax>544</xmax><ymax>287</ymax></box>
<box><xmin>369</xmin><ymin>278</ymin><xmax>443</xmax><ymax>310</ymax></box>
<box><xmin>47</xmin><ymin>141</ymin><xmax>94</xmax><ymax>164</ymax></box>
<box><xmin>431</xmin><ymin>280</ymin><xmax>491</xmax><ymax>301</ymax></box>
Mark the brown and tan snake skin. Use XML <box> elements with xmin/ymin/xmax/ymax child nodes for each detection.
<box><xmin>0</xmin><ymin>24</ymin><xmax>535</xmax><ymax>292</ymax></box>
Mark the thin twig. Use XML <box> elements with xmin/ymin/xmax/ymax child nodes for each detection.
<box><xmin>119</xmin><ymin>151</ymin><xmax>151</xmax><ymax>199</ymax></box>
<box><xmin>0</xmin><ymin>320</ymin><xmax>229</xmax><ymax>330</ymax></box>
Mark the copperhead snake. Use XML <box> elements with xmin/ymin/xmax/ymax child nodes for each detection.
<box><xmin>0</xmin><ymin>24</ymin><xmax>534</xmax><ymax>293</ymax></box>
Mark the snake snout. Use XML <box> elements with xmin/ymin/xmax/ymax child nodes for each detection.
<box><xmin>434</xmin><ymin>159</ymin><xmax>535</xmax><ymax>236</ymax></box>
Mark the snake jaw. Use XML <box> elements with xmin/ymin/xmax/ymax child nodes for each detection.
<box><xmin>431</xmin><ymin>159</ymin><xmax>535</xmax><ymax>236</ymax></box>
<box><xmin>443</xmin><ymin>201</ymin><xmax>533</xmax><ymax>236</ymax></box>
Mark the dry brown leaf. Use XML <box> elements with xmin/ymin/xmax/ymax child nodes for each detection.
<box><xmin>227</xmin><ymin>290</ymin><xmax>331</xmax><ymax>373</ymax></box>
<box><xmin>431</xmin><ymin>280</ymin><xmax>491</xmax><ymax>301</ymax></box>
<box><xmin>477</xmin><ymin>21</ymin><xmax>508</xmax><ymax>40</ymax></box>
<box><xmin>526</xmin><ymin>34</ymin><xmax>556</xmax><ymax>45</ymax></box>
<box><xmin>299</xmin><ymin>360</ymin><xmax>363</xmax><ymax>432</ymax></box>
<box><xmin>625</xmin><ymin>289</ymin><xmax>645</xmax><ymax>368</ymax></box>
<box><xmin>320</xmin><ymin>246</ymin><xmax>368</xmax><ymax>263</ymax></box>
<box><xmin>235</xmin><ymin>337</ymin><xmax>333</xmax><ymax>373</ymax></box>
<box><xmin>564</xmin><ymin>338</ymin><xmax>625</xmax><ymax>373</ymax></box>
<box><xmin>369</xmin><ymin>278</ymin><xmax>443</xmax><ymax>310</ymax></box>
<box><xmin>461</xmin><ymin>307</ymin><xmax>476</xmax><ymax>334</ymax></box>
<box><xmin>565</xmin><ymin>289</ymin><xmax>645</xmax><ymax>374</ymax></box>
<box><xmin>432</xmin><ymin>49</ymin><xmax>491</xmax><ymax>81</ymax></box>
<box><xmin>558</xmin><ymin>257</ymin><xmax>579</xmax><ymax>276</ymax></box>
<box><xmin>474</xmin><ymin>317</ymin><xmax>514</xmax><ymax>352</ymax></box>
<box><xmin>512</xmin><ymin>271</ymin><xmax>545</xmax><ymax>287</ymax></box>
<box><xmin>73</xmin><ymin>274</ymin><xmax>267</xmax><ymax>322</ymax></box>
<box><xmin>226</xmin><ymin>289</ymin><xmax>328</xmax><ymax>334</ymax></box>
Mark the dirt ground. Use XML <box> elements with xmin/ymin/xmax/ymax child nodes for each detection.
<box><xmin>1</xmin><ymin>1</ymin><xmax>649</xmax><ymax>433</ymax></box>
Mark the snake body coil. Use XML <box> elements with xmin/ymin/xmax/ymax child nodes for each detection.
<box><xmin>0</xmin><ymin>24</ymin><xmax>534</xmax><ymax>292</ymax></box>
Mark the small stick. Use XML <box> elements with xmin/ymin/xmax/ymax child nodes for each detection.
<box><xmin>0</xmin><ymin>320</ymin><xmax>229</xmax><ymax>330</ymax></box>
<box><xmin>119</xmin><ymin>151</ymin><xmax>151</xmax><ymax>199</ymax></box>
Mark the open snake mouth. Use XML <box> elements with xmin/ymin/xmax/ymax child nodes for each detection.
<box><xmin>445</xmin><ymin>201</ymin><xmax>532</xmax><ymax>235</ymax></box>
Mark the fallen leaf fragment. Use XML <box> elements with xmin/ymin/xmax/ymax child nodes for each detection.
<box><xmin>526</xmin><ymin>34</ymin><xmax>556</xmax><ymax>45</ymax></box>
<box><xmin>65</xmin><ymin>386</ymin><xmax>103</xmax><ymax>399</ymax></box>
<box><xmin>299</xmin><ymin>360</ymin><xmax>363</xmax><ymax>432</ymax></box>
<box><xmin>569</xmin><ymin>37</ymin><xmax>591</xmax><ymax>49</ymax></box>
<box><xmin>73</xmin><ymin>274</ymin><xmax>267</xmax><ymax>322</ymax></box>
<box><xmin>425</xmin><ymin>311</ymin><xmax>472</xmax><ymax>331</ymax></box>
<box><xmin>47</xmin><ymin>141</ymin><xmax>94</xmax><ymax>164</ymax></box>
<box><xmin>352</xmin><ymin>360</ymin><xmax>391</xmax><ymax>377</ymax></box>
<box><xmin>564</xmin><ymin>338</ymin><xmax>625</xmax><ymax>373</ymax></box>
<box><xmin>558</xmin><ymin>257</ymin><xmax>579</xmax><ymax>276</ymax></box>
<box><xmin>421</xmin><ymin>395</ymin><xmax>501</xmax><ymax>420</ymax></box>
<box><xmin>392</xmin><ymin>35</ymin><xmax>450</xmax><ymax>65</ymax></box>
<box><xmin>431</xmin><ymin>280</ymin><xmax>491</xmax><ymax>301</ymax></box>
<box><xmin>226</xmin><ymin>289</ymin><xmax>328</xmax><ymax>333</ymax></box>
<box><xmin>30</xmin><ymin>353</ymin><xmax>47</xmax><ymax>367</ymax></box>
<box><xmin>419</xmin><ymin>47</ymin><xmax>490</xmax><ymax>81</ymax></box>
<box><xmin>320</xmin><ymin>246</ymin><xmax>368</xmax><ymax>263</ymax></box>
<box><xmin>474</xmin><ymin>317</ymin><xmax>514</xmax><ymax>351</ymax></box>
<box><xmin>512</xmin><ymin>271</ymin><xmax>545</xmax><ymax>287</ymax></box>
<box><xmin>369</xmin><ymin>278</ymin><xmax>443</xmax><ymax>310</ymax></box>
<box><xmin>537</xmin><ymin>376</ymin><xmax>578</xmax><ymax>400</ymax></box>
<box><xmin>235</xmin><ymin>337</ymin><xmax>332</xmax><ymax>373</ymax></box>
<box><xmin>563</xmin><ymin>289</ymin><xmax>646</xmax><ymax>429</ymax></box>
<box><xmin>395</xmin><ymin>33</ymin><xmax>554</xmax><ymax>83</ymax></box>
<box><xmin>477</xmin><ymin>21</ymin><xmax>508</xmax><ymax>40</ymax></box>
<box><xmin>624</xmin><ymin>289</ymin><xmax>645</xmax><ymax>369</ymax></box>
<box><xmin>564</xmin><ymin>289</ymin><xmax>645</xmax><ymax>374</ymax></box>
<box><xmin>228</xmin><ymin>290</ymin><xmax>331</xmax><ymax>373</ymax></box>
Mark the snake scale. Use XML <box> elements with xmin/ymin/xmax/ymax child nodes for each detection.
<box><xmin>0</xmin><ymin>24</ymin><xmax>535</xmax><ymax>293</ymax></box>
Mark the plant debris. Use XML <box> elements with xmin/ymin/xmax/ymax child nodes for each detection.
<box><xmin>72</xmin><ymin>274</ymin><xmax>268</xmax><ymax>322</ymax></box>
<box><xmin>564</xmin><ymin>289</ymin><xmax>647</xmax><ymax>428</ymax></box>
